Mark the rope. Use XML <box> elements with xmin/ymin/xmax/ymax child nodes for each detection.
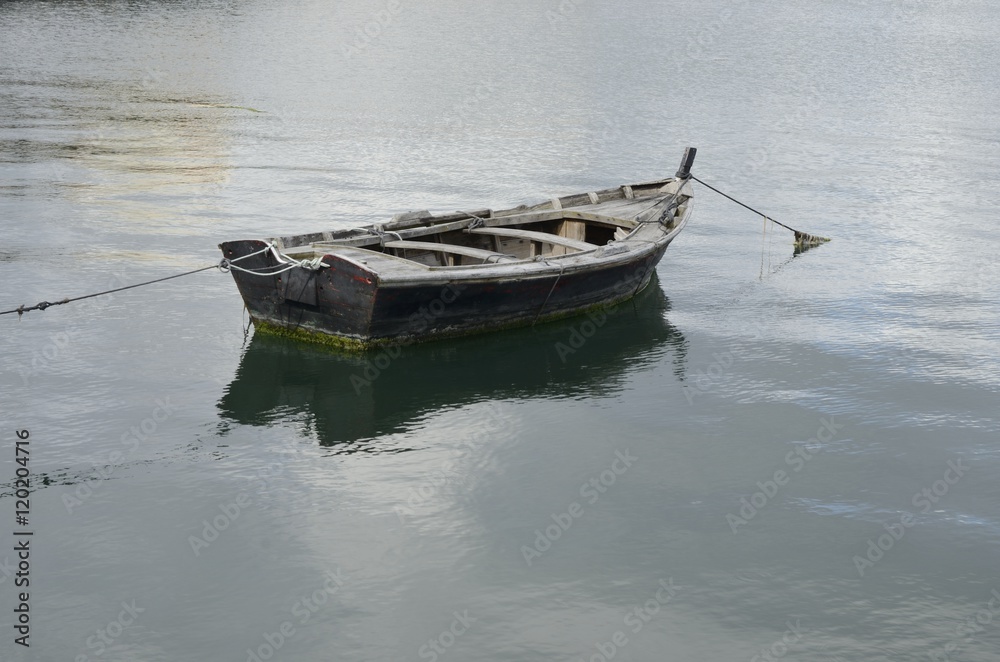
<box><xmin>631</xmin><ymin>241</ymin><xmax>662</xmax><ymax>298</ymax></box>
<box><xmin>768</xmin><ymin>212</ymin><xmax>775</xmax><ymax>271</ymax></box>
<box><xmin>634</xmin><ymin>183</ymin><xmax>687</xmax><ymax>226</ymax></box>
<box><xmin>0</xmin><ymin>264</ymin><xmax>221</xmax><ymax>318</ymax></box>
<box><xmin>759</xmin><ymin>214</ymin><xmax>769</xmax><ymax>280</ymax></box>
<box><xmin>690</xmin><ymin>175</ymin><xmax>830</xmax><ymax>245</ymax></box>
<box><xmin>364</xmin><ymin>225</ymin><xmax>404</xmax><ymax>247</ymax></box>
<box><xmin>2</xmin><ymin>242</ymin><xmax>329</xmax><ymax>319</ymax></box>
<box><xmin>233</xmin><ymin>242</ymin><xmax>274</xmax><ymax>262</ymax></box>
<box><xmin>532</xmin><ymin>261</ymin><xmax>565</xmax><ymax>326</ymax></box>
<box><xmin>219</xmin><ymin>243</ymin><xmax>329</xmax><ymax>276</ymax></box>
<box><xmin>634</xmin><ymin>195</ymin><xmax>671</xmax><ymax>223</ymax></box>
<box><xmin>691</xmin><ymin>176</ymin><xmax>796</xmax><ymax>232</ymax></box>
<box><xmin>458</xmin><ymin>211</ymin><xmax>489</xmax><ymax>229</ymax></box>
<box><xmin>225</xmin><ymin>261</ymin><xmax>302</xmax><ymax>276</ymax></box>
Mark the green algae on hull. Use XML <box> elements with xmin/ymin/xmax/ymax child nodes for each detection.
<box><xmin>249</xmin><ymin>279</ymin><xmax>652</xmax><ymax>353</ymax></box>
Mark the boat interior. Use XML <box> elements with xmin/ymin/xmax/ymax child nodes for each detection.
<box><xmin>277</xmin><ymin>179</ymin><xmax>689</xmax><ymax>269</ymax></box>
<box><xmin>330</xmin><ymin>216</ymin><xmax>622</xmax><ymax>267</ymax></box>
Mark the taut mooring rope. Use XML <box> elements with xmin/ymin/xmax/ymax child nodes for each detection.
<box><xmin>1</xmin><ymin>242</ymin><xmax>326</xmax><ymax>320</ymax></box>
<box><xmin>0</xmin><ymin>263</ymin><xmax>222</xmax><ymax>319</ymax></box>
<box><xmin>690</xmin><ymin>175</ymin><xmax>830</xmax><ymax>247</ymax></box>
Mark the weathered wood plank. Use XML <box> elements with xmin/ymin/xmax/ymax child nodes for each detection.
<box><xmin>383</xmin><ymin>240</ymin><xmax>515</xmax><ymax>263</ymax></box>
<box><xmin>466</xmin><ymin>227</ymin><xmax>597</xmax><ymax>252</ymax></box>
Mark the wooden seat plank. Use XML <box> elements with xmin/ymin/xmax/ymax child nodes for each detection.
<box><xmin>466</xmin><ymin>227</ymin><xmax>597</xmax><ymax>252</ymax></box>
<box><xmin>382</xmin><ymin>240</ymin><xmax>514</xmax><ymax>263</ymax></box>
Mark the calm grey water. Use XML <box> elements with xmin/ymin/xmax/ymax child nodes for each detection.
<box><xmin>2</xmin><ymin>1</ymin><xmax>999</xmax><ymax>660</ymax></box>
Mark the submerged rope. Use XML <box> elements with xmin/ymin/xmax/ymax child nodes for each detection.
<box><xmin>759</xmin><ymin>214</ymin><xmax>769</xmax><ymax>280</ymax></box>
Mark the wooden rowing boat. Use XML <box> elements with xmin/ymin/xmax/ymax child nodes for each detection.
<box><xmin>219</xmin><ymin>147</ymin><xmax>697</xmax><ymax>349</ymax></box>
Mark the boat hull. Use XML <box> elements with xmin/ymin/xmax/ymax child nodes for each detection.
<box><xmin>221</xmin><ymin>237</ymin><xmax>674</xmax><ymax>349</ymax></box>
<box><xmin>366</xmin><ymin>242</ymin><xmax>671</xmax><ymax>344</ymax></box>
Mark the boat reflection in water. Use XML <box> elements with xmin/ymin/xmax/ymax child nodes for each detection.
<box><xmin>217</xmin><ymin>276</ymin><xmax>687</xmax><ymax>448</ymax></box>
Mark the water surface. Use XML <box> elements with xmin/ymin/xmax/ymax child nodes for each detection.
<box><xmin>1</xmin><ymin>1</ymin><xmax>999</xmax><ymax>660</ymax></box>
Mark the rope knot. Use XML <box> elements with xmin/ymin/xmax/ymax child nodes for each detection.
<box><xmin>300</xmin><ymin>258</ymin><xmax>328</xmax><ymax>271</ymax></box>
